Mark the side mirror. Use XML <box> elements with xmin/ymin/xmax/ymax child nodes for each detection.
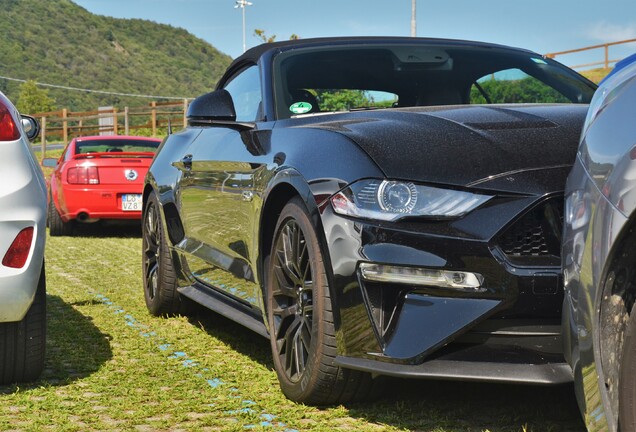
<box><xmin>41</xmin><ymin>158</ymin><xmax>58</xmax><ymax>168</ymax></box>
<box><xmin>21</xmin><ymin>115</ymin><xmax>40</xmax><ymax>141</ymax></box>
<box><xmin>187</xmin><ymin>89</ymin><xmax>236</xmax><ymax>125</ymax></box>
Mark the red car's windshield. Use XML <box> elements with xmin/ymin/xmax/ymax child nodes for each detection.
<box><xmin>75</xmin><ymin>139</ymin><xmax>160</xmax><ymax>154</ymax></box>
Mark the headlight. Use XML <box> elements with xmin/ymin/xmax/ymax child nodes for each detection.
<box><xmin>583</xmin><ymin>70</ymin><xmax>636</xmax><ymax>136</ymax></box>
<box><xmin>565</xmin><ymin>190</ymin><xmax>590</xmax><ymax>231</ymax></box>
<box><xmin>330</xmin><ymin>179</ymin><xmax>492</xmax><ymax>221</ymax></box>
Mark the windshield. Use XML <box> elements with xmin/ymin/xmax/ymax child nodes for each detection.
<box><xmin>273</xmin><ymin>43</ymin><xmax>596</xmax><ymax>119</ymax></box>
<box><xmin>75</xmin><ymin>139</ymin><xmax>160</xmax><ymax>154</ymax></box>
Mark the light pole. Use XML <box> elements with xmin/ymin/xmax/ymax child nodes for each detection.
<box><xmin>235</xmin><ymin>0</ymin><xmax>253</xmax><ymax>53</ymax></box>
<box><xmin>411</xmin><ymin>0</ymin><xmax>417</xmax><ymax>37</ymax></box>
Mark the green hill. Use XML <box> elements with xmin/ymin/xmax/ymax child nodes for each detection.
<box><xmin>0</xmin><ymin>0</ymin><xmax>232</xmax><ymax>111</ymax></box>
<box><xmin>580</xmin><ymin>67</ymin><xmax>612</xmax><ymax>84</ymax></box>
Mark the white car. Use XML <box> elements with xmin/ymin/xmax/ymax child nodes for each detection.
<box><xmin>0</xmin><ymin>91</ymin><xmax>47</xmax><ymax>384</ymax></box>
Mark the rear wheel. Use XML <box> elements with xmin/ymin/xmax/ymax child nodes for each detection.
<box><xmin>48</xmin><ymin>194</ymin><xmax>73</xmax><ymax>237</ymax></box>
<box><xmin>142</xmin><ymin>191</ymin><xmax>189</xmax><ymax>316</ymax></box>
<box><xmin>619</xmin><ymin>309</ymin><xmax>636</xmax><ymax>431</ymax></box>
<box><xmin>0</xmin><ymin>263</ymin><xmax>46</xmax><ymax>385</ymax></box>
<box><xmin>266</xmin><ymin>197</ymin><xmax>382</xmax><ymax>405</ymax></box>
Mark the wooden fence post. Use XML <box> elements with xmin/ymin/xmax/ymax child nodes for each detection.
<box><xmin>40</xmin><ymin>116</ymin><xmax>46</xmax><ymax>157</ymax></box>
<box><xmin>113</xmin><ymin>108</ymin><xmax>118</xmax><ymax>135</ymax></box>
<box><xmin>62</xmin><ymin>108</ymin><xmax>68</xmax><ymax>143</ymax></box>
<box><xmin>605</xmin><ymin>45</ymin><xmax>609</xmax><ymax>69</ymax></box>
<box><xmin>151</xmin><ymin>101</ymin><xmax>157</xmax><ymax>137</ymax></box>
<box><xmin>124</xmin><ymin>106</ymin><xmax>129</xmax><ymax>135</ymax></box>
<box><xmin>183</xmin><ymin>98</ymin><xmax>188</xmax><ymax>128</ymax></box>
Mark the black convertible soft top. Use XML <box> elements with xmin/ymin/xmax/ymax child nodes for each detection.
<box><xmin>223</xmin><ymin>36</ymin><xmax>534</xmax><ymax>81</ymax></box>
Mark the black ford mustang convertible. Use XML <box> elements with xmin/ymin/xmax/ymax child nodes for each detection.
<box><xmin>143</xmin><ymin>37</ymin><xmax>596</xmax><ymax>404</ymax></box>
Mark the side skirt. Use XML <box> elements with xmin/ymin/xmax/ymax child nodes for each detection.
<box><xmin>178</xmin><ymin>283</ymin><xmax>269</xmax><ymax>339</ymax></box>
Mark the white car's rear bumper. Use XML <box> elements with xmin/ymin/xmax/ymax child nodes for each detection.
<box><xmin>0</xmin><ymin>135</ymin><xmax>47</xmax><ymax>322</ymax></box>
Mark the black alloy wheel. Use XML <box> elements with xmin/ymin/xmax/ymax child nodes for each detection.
<box><xmin>142</xmin><ymin>191</ymin><xmax>187</xmax><ymax>316</ymax></box>
<box><xmin>267</xmin><ymin>197</ymin><xmax>382</xmax><ymax>405</ymax></box>
<box><xmin>270</xmin><ymin>216</ymin><xmax>314</xmax><ymax>383</ymax></box>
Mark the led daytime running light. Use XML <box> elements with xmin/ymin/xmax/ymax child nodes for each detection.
<box><xmin>359</xmin><ymin>262</ymin><xmax>484</xmax><ymax>290</ymax></box>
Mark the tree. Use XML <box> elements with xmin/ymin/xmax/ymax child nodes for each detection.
<box><xmin>470</xmin><ymin>78</ymin><xmax>569</xmax><ymax>104</ymax></box>
<box><xmin>16</xmin><ymin>80</ymin><xmax>56</xmax><ymax>114</ymax></box>
<box><xmin>253</xmin><ymin>29</ymin><xmax>299</xmax><ymax>43</ymax></box>
<box><xmin>254</xmin><ymin>29</ymin><xmax>276</xmax><ymax>43</ymax></box>
<box><xmin>315</xmin><ymin>89</ymin><xmax>371</xmax><ymax>111</ymax></box>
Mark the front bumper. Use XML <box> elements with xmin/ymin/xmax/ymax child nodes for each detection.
<box><xmin>320</xmin><ymin>193</ymin><xmax>569</xmax><ymax>383</ymax></box>
<box><xmin>562</xmin><ymin>159</ymin><xmax>621</xmax><ymax>430</ymax></box>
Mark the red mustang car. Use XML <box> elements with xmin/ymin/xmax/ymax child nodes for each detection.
<box><xmin>44</xmin><ymin>135</ymin><xmax>161</xmax><ymax>236</ymax></box>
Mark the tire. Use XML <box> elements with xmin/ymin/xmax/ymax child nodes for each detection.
<box><xmin>266</xmin><ymin>197</ymin><xmax>382</xmax><ymax>405</ymax></box>
<box><xmin>48</xmin><ymin>194</ymin><xmax>73</xmax><ymax>237</ymax></box>
<box><xmin>619</xmin><ymin>308</ymin><xmax>636</xmax><ymax>431</ymax></box>
<box><xmin>0</xmin><ymin>263</ymin><xmax>46</xmax><ymax>385</ymax></box>
<box><xmin>142</xmin><ymin>191</ymin><xmax>190</xmax><ymax>316</ymax></box>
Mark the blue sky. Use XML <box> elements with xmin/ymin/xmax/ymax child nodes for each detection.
<box><xmin>73</xmin><ymin>0</ymin><xmax>636</xmax><ymax>69</ymax></box>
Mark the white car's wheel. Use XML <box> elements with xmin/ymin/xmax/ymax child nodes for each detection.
<box><xmin>0</xmin><ymin>263</ymin><xmax>46</xmax><ymax>385</ymax></box>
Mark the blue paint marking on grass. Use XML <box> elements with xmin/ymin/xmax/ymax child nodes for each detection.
<box><xmin>88</xmin><ymin>289</ymin><xmax>295</xmax><ymax>431</ymax></box>
<box><xmin>207</xmin><ymin>378</ymin><xmax>223</xmax><ymax>388</ymax></box>
<box><xmin>168</xmin><ymin>351</ymin><xmax>187</xmax><ymax>359</ymax></box>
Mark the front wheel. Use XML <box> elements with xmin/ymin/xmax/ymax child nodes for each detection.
<box><xmin>266</xmin><ymin>197</ymin><xmax>381</xmax><ymax>405</ymax></box>
<box><xmin>619</xmin><ymin>308</ymin><xmax>636</xmax><ymax>431</ymax></box>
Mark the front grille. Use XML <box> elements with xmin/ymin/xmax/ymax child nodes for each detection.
<box><xmin>496</xmin><ymin>197</ymin><xmax>563</xmax><ymax>267</ymax></box>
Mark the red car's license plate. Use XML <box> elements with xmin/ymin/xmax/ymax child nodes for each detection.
<box><xmin>122</xmin><ymin>194</ymin><xmax>142</xmax><ymax>211</ymax></box>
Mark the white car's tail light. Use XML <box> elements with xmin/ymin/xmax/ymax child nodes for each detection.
<box><xmin>2</xmin><ymin>227</ymin><xmax>34</xmax><ymax>269</ymax></box>
<box><xmin>67</xmin><ymin>166</ymin><xmax>100</xmax><ymax>184</ymax></box>
<box><xmin>0</xmin><ymin>100</ymin><xmax>20</xmax><ymax>141</ymax></box>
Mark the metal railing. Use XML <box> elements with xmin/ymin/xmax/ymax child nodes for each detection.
<box><xmin>545</xmin><ymin>38</ymin><xmax>636</xmax><ymax>70</ymax></box>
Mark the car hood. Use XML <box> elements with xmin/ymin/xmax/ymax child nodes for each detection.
<box><xmin>297</xmin><ymin>104</ymin><xmax>588</xmax><ymax>194</ymax></box>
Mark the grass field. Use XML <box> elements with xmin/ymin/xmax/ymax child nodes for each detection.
<box><xmin>0</xmin><ymin>225</ymin><xmax>586</xmax><ymax>431</ymax></box>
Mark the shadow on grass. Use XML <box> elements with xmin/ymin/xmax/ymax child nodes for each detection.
<box><xmin>189</xmin><ymin>309</ymin><xmax>585</xmax><ymax>431</ymax></box>
<box><xmin>64</xmin><ymin>221</ymin><xmax>141</xmax><ymax>238</ymax></box>
<box><xmin>188</xmin><ymin>308</ymin><xmax>273</xmax><ymax>369</ymax></box>
<box><xmin>349</xmin><ymin>379</ymin><xmax>585</xmax><ymax>431</ymax></box>
<box><xmin>0</xmin><ymin>294</ymin><xmax>113</xmax><ymax>394</ymax></box>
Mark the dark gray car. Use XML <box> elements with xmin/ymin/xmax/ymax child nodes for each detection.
<box><xmin>562</xmin><ymin>60</ymin><xmax>636</xmax><ymax>431</ymax></box>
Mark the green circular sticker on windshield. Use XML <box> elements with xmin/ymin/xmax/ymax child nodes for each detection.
<box><xmin>290</xmin><ymin>101</ymin><xmax>312</xmax><ymax>114</ymax></box>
